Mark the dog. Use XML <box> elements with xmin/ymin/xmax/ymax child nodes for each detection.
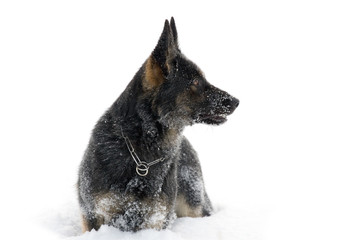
<box><xmin>77</xmin><ymin>17</ymin><xmax>239</xmax><ymax>232</ymax></box>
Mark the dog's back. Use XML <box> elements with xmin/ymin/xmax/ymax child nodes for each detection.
<box><xmin>78</xmin><ymin>17</ymin><xmax>238</xmax><ymax>232</ymax></box>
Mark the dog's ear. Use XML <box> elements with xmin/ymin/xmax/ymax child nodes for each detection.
<box><xmin>151</xmin><ymin>19</ymin><xmax>179</xmax><ymax>75</ymax></box>
<box><xmin>144</xmin><ymin>19</ymin><xmax>179</xmax><ymax>89</ymax></box>
<box><xmin>170</xmin><ymin>17</ymin><xmax>179</xmax><ymax>48</ymax></box>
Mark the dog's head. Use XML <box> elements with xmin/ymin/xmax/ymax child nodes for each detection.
<box><xmin>143</xmin><ymin>18</ymin><xmax>239</xmax><ymax>128</ymax></box>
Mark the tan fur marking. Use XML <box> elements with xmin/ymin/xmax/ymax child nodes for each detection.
<box><xmin>175</xmin><ymin>92</ymin><xmax>192</xmax><ymax>112</ymax></box>
<box><xmin>175</xmin><ymin>194</ymin><xmax>202</xmax><ymax>218</ymax></box>
<box><xmin>81</xmin><ymin>213</ymin><xmax>104</xmax><ymax>232</ymax></box>
<box><xmin>190</xmin><ymin>85</ymin><xmax>198</xmax><ymax>92</ymax></box>
<box><xmin>144</xmin><ymin>56</ymin><xmax>164</xmax><ymax>90</ymax></box>
<box><xmin>164</xmin><ymin>128</ymin><xmax>181</xmax><ymax>143</ymax></box>
<box><xmin>81</xmin><ymin>214</ymin><xmax>89</xmax><ymax>233</ymax></box>
<box><xmin>95</xmin><ymin>192</ymin><xmax>131</xmax><ymax>222</ymax></box>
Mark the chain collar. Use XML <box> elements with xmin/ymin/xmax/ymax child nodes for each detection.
<box><xmin>121</xmin><ymin>127</ymin><xmax>165</xmax><ymax>176</ymax></box>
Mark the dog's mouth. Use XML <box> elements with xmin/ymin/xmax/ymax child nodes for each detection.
<box><xmin>195</xmin><ymin>113</ymin><xmax>228</xmax><ymax>125</ymax></box>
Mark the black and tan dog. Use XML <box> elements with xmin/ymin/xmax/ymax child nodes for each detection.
<box><xmin>77</xmin><ymin>17</ymin><xmax>239</xmax><ymax>232</ymax></box>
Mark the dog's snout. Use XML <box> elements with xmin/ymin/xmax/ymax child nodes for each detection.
<box><xmin>222</xmin><ymin>97</ymin><xmax>239</xmax><ymax>112</ymax></box>
<box><xmin>222</xmin><ymin>98</ymin><xmax>232</xmax><ymax>108</ymax></box>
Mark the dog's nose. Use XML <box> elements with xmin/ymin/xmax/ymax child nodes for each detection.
<box><xmin>222</xmin><ymin>97</ymin><xmax>239</xmax><ymax>113</ymax></box>
<box><xmin>223</xmin><ymin>97</ymin><xmax>239</xmax><ymax>107</ymax></box>
<box><xmin>233</xmin><ymin>98</ymin><xmax>240</xmax><ymax>108</ymax></box>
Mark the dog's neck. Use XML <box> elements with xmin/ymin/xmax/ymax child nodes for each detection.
<box><xmin>119</xmin><ymin>120</ymin><xmax>184</xmax><ymax>177</ymax></box>
<box><xmin>118</xmin><ymin>116</ymin><xmax>184</xmax><ymax>149</ymax></box>
<box><xmin>160</xmin><ymin>126</ymin><xmax>183</xmax><ymax>145</ymax></box>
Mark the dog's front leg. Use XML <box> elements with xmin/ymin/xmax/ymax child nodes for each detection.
<box><xmin>176</xmin><ymin>138</ymin><xmax>214</xmax><ymax>218</ymax></box>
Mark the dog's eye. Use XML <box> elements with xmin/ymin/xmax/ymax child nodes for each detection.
<box><xmin>190</xmin><ymin>79</ymin><xmax>200</xmax><ymax>92</ymax></box>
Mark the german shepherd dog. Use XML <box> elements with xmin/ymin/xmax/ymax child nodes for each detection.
<box><xmin>78</xmin><ymin>17</ymin><xmax>239</xmax><ymax>232</ymax></box>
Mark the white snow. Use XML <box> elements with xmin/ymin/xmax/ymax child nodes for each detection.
<box><xmin>37</xmin><ymin>199</ymin><xmax>265</xmax><ymax>240</ymax></box>
<box><xmin>1</xmin><ymin>0</ymin><xmax>360</xmax><ymax>240</ymax></box>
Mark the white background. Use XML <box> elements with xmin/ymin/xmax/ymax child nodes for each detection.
<box><xmin>1</xmin><ymin>0</ymin><xmax>359</xmax><ymax>239</ymax></box>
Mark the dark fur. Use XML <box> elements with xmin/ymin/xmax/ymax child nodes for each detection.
<box><xmin>77</xmin><ymin>17</ymin><xmax>239</xmax><ymax>232</ymax></box>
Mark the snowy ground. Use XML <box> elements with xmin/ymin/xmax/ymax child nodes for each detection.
<box><xmin>37</xmin><ymin>199</ymin><xmax>266</xmax><ymax>240</ymax></box>
<box><xmin>1</xmin><ymin>1</ymin><xmax>360</xmax><ymax>240</ymax></box>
